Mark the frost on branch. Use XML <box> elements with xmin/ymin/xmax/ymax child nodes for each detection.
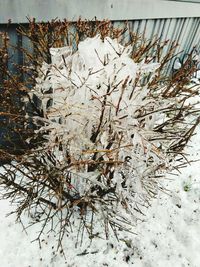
<box><xmin>1</xmin><ymin>34</ymin><xmax>199</xmax><ymax>246</ymax></box>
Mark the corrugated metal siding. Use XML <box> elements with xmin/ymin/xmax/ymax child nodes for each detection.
<box><xmin>128</xmin><ymin>17</ymin><xmax>200</xmax><ymax>57</ymax></box>
<box><xmin>1</xmin><ymin>17</ymin><xmax>199</xmax><ymax>74</ymax></box>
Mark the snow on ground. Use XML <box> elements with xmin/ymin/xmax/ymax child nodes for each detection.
<box><xmin>0</xmin><ymin>121</ymin><xmax>199</xmax><ymax>267</ymax></box>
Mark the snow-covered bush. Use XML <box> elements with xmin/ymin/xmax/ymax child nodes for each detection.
<box><xmin>0</xmin><ymin>20</ymin><xmax>199</xmax><ymax>248</ymax></box>
<box><xmin>29</xmin><ymin>35</ymin><xmax>164</xmax><ymax>228</ymax></box>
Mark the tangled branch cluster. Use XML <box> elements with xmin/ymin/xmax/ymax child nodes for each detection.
<box><xmin>0</xmin><ymin>20</ymin><xmax>199</xmax><ymax>248</ymax></box>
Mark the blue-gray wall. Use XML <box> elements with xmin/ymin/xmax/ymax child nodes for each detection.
<box><xmin>0</xmin><ymin>0</ymin><xmax>200</xmax><ymax>22</ymax></box>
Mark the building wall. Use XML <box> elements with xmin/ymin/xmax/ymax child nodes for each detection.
<box><xmin>0</xmin><ymin>0</ymin><xmax>200</xmax><ymax>67</ymax></box>
<box><xmin>0</xmin><ymin>0</ymin><xmax>200</xmax><ymax>22</ymax></box>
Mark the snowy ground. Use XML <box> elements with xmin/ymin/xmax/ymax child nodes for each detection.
<box><xmin>0</xmin><ymin>121</ymin><xmax>199</xmax><ymax>267</ymax></box>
